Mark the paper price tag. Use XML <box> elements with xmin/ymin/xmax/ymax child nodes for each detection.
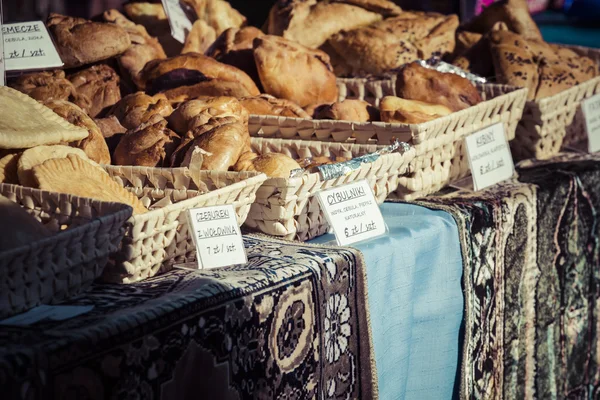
<box><xmin>316</xmin><ymin>180</ymin><xmax>387</xmax><ymax>246</ymax></box>
<box><xmin>187</xmin><ymin>205</ymin><xmax>247</xmax><ymax>269</ymax></box>
<box><xmin>162</xmin><ymin>0</ymin><xmax>193</xmax><ymax>44</ymax></box>
<box><xmin>0</xmin><ymin>12</ymin><xmax>4</xmax><ymax>86</ymax></box>
<box><xmin>582</xmin><ymin>94</ymin><xmax>600</xmax><ymax>153</ymax></box>
<box><xmin>464</xmin><ymin>123</ymin><xmax>515</xmax><ymax>191</ymax></box>
<box><xmin>3</xmin><ymin>21</ymin><xmax>63</xmax><ymax>71</ymax></box>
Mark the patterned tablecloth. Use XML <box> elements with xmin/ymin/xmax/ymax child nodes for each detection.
<box><xmin>0</xmin><ymin>236</ymin><xmax>377</xmax><ymax>399</ymax></box>
<box><xmin>415</xmin><ymin>153</ymin><xmax>600</xmax><ymax>400</ymax></box>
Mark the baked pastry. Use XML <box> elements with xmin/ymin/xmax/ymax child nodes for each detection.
<box><xmin>169</xmin><ymin>96</ymin><xmax>248</xmax><ymax>134</ymax></box>
<box><xmin>395</xmin><ymin>62</ymin><xmax>482</xmax><ymax>112</ymax></box>
<box><xmin>103</xmin><ymin>10</ymin><xmax>167</xmax><ymax>90</ymax></box>
<box><xmin>206</xmin><ymin>27</ymin><xmax>264</xmax><ymax>88</ymax></box>
<box><xmin>108</xmin><ymin>92</ymin><xmax>174</xmax><ymax>130</ymax></box>
<box><xmin>0</xmin><ymin>87</ymin><xmax>89</xmax><ymax>150</ymax></box>
<box><xmin>379</xmin><ymin>96</ymin><xmax>453</xmax><ymax>124</ymax></box>
<box><xmin>0</xmin><ymin>195</ymin><xmax>49</xmax><ymax>252</ymax></box>
<box><xmin>266</xmin><ymin>0</ymin><xmax>402</xmax><ymax>49</ymax></box>
<box><xmin>254</xmin><ymin>35</ymin><xmax>338</xmax><ymax>108</ymax></box>
<box><xmin>33</xmin><ymin>154</ymin><xmax>148</xmax><ymax>215</ymax></box>
<box><xmin>46</xmin><ymin>13</ymin><xmax>131</xmax><ymax>68</ymax></box>
<box><xmin>182</xmin><ymin>20</ymin><xmax>217</xmax><ymax>55</ymax></box>
<box><xmin>44</xmin><ymin>100</ymin><xmax>111</xmax><ymax>165</ymax></box>
<box><xmin>239</xmin><ymin>94</ymin><xmax>310</xmax><ymax>119</ymax></box>
<box><xmin>123</xmin><ymin>2</ymin><xmax>169</xmax><ymax>37</ymax></box>
<box><xmin>298</xmin><ymin>155</ymin><xmax>351</xmax><ymax>173</ymax></box>
<box><xmin>234</xmin><ymin>152</ymin><xmax>301</xmax><ymax>178</ymax></box>
<box><xmin>177</xmin><ymin>122</ymin><xmax>249</xmax><ymax>171</ymax></box>
<box><xmin>182</xmin><ymin>0</ymin><xmax>246</xmax><ymax>37</ymax></box>
<box><xmin>0</xmin><ymin>153</ymin><xmax>20</xmax><ymax>184</ymax></box>
<box><xmin>313</xmin><ymin>99</ymin><xmax>379</xmax><ymax>122</ymax></box>
<box><xmin>326</xmin><ymin>12</ymin><xmax>459</xmax><ymax>75</ymax></box>
<box><xmin>139</xmin><ymin>53</ymin><xmax>260</xmax><ymax>97</ymax></box>
<box><xmin>451</xmin><ymin>22</ymin><xmax>508</xmax><ymax>78</ymax></box>
<box><xmin>158</xmin><ymin>79</ymin><xmax>257</xmax><ymax>104</ymax></box>
<box><xmin>10</xmin><ymin>70</ymin><xmax>91</xmax><ymax>113</ymax></box>
<box><xmin>94</xmin><ymin>116</ymin><xmax>127</xmax><ymax>154</ymax></box>
<box><xmin>462</xmin><ymin>0</ymin><xmax>543</xmax><ymax>40</ymax></box>
<box><xmin>68</xmin><ymin>65</ymin><xmax>121</xmax><ymax>118</ymax></box>
<box><xmin>489</xmin><ymin>29</ymin><xmax>598</xmax><ymax>100</ymax></box>
<box><xmin>17</xmin><ymin>145</ymin><xmax>91</xmax><ymax>187</ymax></box>
<box><xmin>113</xmin><ymin>115</ymin><xmax>179</xmax><ymax>167</ymax></box>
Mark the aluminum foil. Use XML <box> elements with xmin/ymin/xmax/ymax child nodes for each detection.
<box><xmin>416</xmin><ymin>59</ymin><xmax>487</xmax><ymax>84</ymax></box>
<box><xmin>316</xmin><ymin>140</ymin><xmax>411</xmax><ymax>181</ymax></box>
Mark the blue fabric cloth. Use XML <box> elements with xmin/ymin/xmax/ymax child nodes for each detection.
<box><xmin>310</xmin><ymin>202</ymin><xmax>464</xmax><ymax>400</ymax></box>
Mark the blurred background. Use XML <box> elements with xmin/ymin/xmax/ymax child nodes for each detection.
<box><xmin>3</xmin><ymin>0</ymin><xmax>600</xmax><ymax>47</ymax></box>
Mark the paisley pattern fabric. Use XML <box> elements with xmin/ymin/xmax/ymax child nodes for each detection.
<box><xmin>0</xmin><ymin>235</ymin><xmax>377</xmax><ymax>399</ymax></box>
<box><xmin>416</xmin><ymin>153</ymin><xmax>600</xmax><ymax>400</ymax></box>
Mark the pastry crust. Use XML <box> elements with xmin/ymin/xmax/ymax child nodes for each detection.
<box><xmin>68</xmin><ymin>64</ymin><xmax>121</xmax><ymax>118</ymax></box>
<box><xmin>182</xmin><ymin>0</ymin><xmax>246</xmax><ymax>37</ymax></box>
<box><xmin>47</xmin><ymin>13</ymin><xmax>131</xmax><ymax>68</ymax></box>
<box><xmin>0</xmin><ymin>87</ymin><xmax>89</xmax><ymax>150</ymax></box>
<box><xmin>169</xmin><ymin>96</ymin><xmax>248</xmax><ymax>134</ymax></box>
<box><xmin>395</xmin><ymin>62</ymin><xmax>482</xmax><ymax>112</ymax></box>
<box><xmin>44</xmin><ymin>100</ymin><xmax>111</xmax><ymax>165</ymax></box>
<box><xmin>0</xmin><ymin>153</ymin><xmax>20</xmax><ymax>184</ymax></box>
<box><xmin>254</xmin><ymin>35</ymin><xmax>338</xmax><ymax>108</ymax></box>
<box><xmin>109</xmin><ymin>92</ymin><xmax>174</xmax><ymax>130</ymax></box>
<box><xmin>462</xmin><ymin>0</ymin><xmax>542</xmax><ymax>40</ymax></box>
<box><xmin>380</xmin><ymin>96</ymin><xmax>452</xmax><ymax>124</ymax></box>
<box><xmin>34</xmin><ymin>154</ymin><xmax>148</xmax><ymax>215</ymax></box>
<box><xmin>240</xmin><ymin>94</ymin><xmax>310</xmax><ymax>119</ymax></box>
<box><xmin>234</xmin><ymin>152</ymin><xmax>301</xmax><ymax>178</ymax></box>
<box><xmin>313</xmin><ymin>99</ymin><xmax>378</xmax><ymax>122</ymax></box>
<box><xmin>182</xmin><ymin>20</ymin><xmax>217</xmax><ymax>55</ymax></box>
<box><xmin>17</xmin><ymin>145</ymin><xmax>91</xmax><ymax>187</ymax></box>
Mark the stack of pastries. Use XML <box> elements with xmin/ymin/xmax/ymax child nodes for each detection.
<box><xmin>450</xmin><ymin>0</ymin><xmax>598</xmax><ymax>100</ymax></box>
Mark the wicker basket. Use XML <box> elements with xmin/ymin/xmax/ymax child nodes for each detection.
<box><xmin>249</xmin><ymin>84</ymin><xmax>527</xmax><ymax>199</ymax></box>
<box><xmin>512</xmin><ymin>45</ymin><xmax>600</xmax><ymax>159</ymax></box>
<box><xmin>0</xmin><ymin>186</ymin><xmax>132</xmax><ymax>319</ymax></box>
<box><xmin>244</xmin><ymin>137</ymin><xmax>415</xmax><ymax>241</ymax></box>
<box><xmin>102</xmin><ymin>167</ymin><xmax>267</xmax><ymax>283</ymax></box>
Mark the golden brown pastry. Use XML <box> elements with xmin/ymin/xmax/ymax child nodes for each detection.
<box><xmin>182</xmin><ymin>20</ymin><xmax>217</xmax><ymax>55</ymax></box>
<box><xmin>94</xmin><ymin>116</ymin><xmax>127</xmax><ymax>154</ymax></box>
<box><xmin>44</xmin><ymin>100</ymin><xmax>111</xmax><ymax>165</ymax></box>
<box><xmin>159</xmin><ymin>79</ymin><xmax>256</xmax><ymax>104</ymax></box>
<box><xmin>182</xmin><ymin>0</ymin><xmax>246</xmax><ymax>37</ymax></box>
<box><xmin>462</xmin><ymin>0</ymin><xmax>543</xmax><ymax>40</ymax></box>
<box><xmin>68</xmin><ymin>65</ymin><xmax>121</xmax><ymax>118</ymax></box>
<box><xmin>299</xmin><ymin>155</ymin><xmax>351</xmax><ymax>173</ymax></box>
<box><xmin>234</xmin><ymin>152</ymin><xmax>301</xmax><ymax>178</ymax></box>
<box><xmin>489</xmin><ymin>29</ymin><xmax>598</xmax><ymax>100</ymax></box>
<box><xmin>395</xmin><ymin>62</ymin><xmax>482</xmax><ymax>112</ymax></box>
<box><xmin>113</xmin><ymin>115</ymin><xmax>179</xmax><ymax>167</ymax></box>
<box><xmin>139</xmin><ymin>53</ymin><xmax>260</xmax><ymax>98</ymax></box>
<box><xmin>177</xmin><ymin>122</ymin><xmax>249</xmax><ymax>171</ymax></box>
<box><xmin>0</xmin><ymin>87</ymin><xmax>89</xmax><ymax>150</ymax></box>
<box><xmin>46</xmin><ymin>13</ymin><xmax>131</xmax><ymax>68</ymax></box>
<box><xmin>451</xmin><ymin>22</ymin><xmax>508</xmax><ymax>78</ymax></box>
<box><xmin>266</xmin><ymin>0</ymin><xmax>402</xmax><ymax>49</ymax></box>
<box><xmin>0</xmin><ymin>153</ymin><xmax>20</xmax><ymax>184</ymax></box>
<box><xmin>239</xmin><ymin>94</ymin><xmax>310</xmax><ymax>119</ymax></box>
<box><xmin>169</xmin><ymin>96</ymin><xmax>248</xmax><ymax>134</ymax></box>
<box><xmin>10</xmin><ymin>70</ymin><xmax>91</xmax><ymax>114</ymax></box>
<box><xmin>326</xmin><ymin>12</ymin><xmax>458</xmax><ymax>75</ymax></box>
<box><xmin>0</xmin><ymin>195</ymin><xmax>49</xmax><ymax>252</ymax></box>
<box><xmin>313</xmin><ymin>99</ymin><xmax>379</xmax><ymax>122</ymax></box>
<box><xmin>108</xmin><ymin>92</ymin><xmax>174</xmax><ymax>130</ymax></box>
<box><xmin>33</xmin><ymin>154</ymin><xmax>148</xmax><ymax>215</ymax></box>
<box><xmin>123</xmin><ymin>2</ymin><xmax>169</xmax><ymax>37</ymax></box>
<box><xmin>103</xmin><ymin>9</ymin><xmax>167</xmax><ymax>90</ymax></box>
<box><xmin>17</xmin><ymin>145</ymin><xmax>92</xmax><ymax>187</ymax></box>
<box><xmin>206</xmin><ymin>27</ymin><xmax>264</xmax><ymax>88</ymax></box>
<box><xmin>253</xmin><ymin>35</ymin><xmax>338</xmax><ymax>108</ymax></box>
<box><xmin>379</xmin><ymin>96</ymin><xmax>453</xmax><ymax>124</ymax></box>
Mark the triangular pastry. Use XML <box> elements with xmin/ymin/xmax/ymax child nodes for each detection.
<box><xmin>0</xmin><ymin>86</ymin><xmax>89</xmax><ymax>149</ymax></box>
<box><xmin>17</xmin><ymin>145</ymin><xmax>92</xmax><ymax>188</ymax></box>
<box><xmin>33</xmin><ymin>154</ymin><xmax>148</xmax><ymax>215</ymax></box>
<box><xmin>0</xmin><ymin>153</ymin><xmax>21</xmax><ymax>184</ymax></box>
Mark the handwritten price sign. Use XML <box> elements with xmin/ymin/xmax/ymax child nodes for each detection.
<box><xmin>2</xmin><ymin>21</ymin><xmax>63</xmax><ymax>71</ymax></box>
<box><xmin>187</xmin><ymin>205</ymin><xmax>247</xmax><ymax>269</ymax></box>
<box><xmin>464</xmin><ymin>123</ymin><xmax>515</xmax><ymax>191</ymax></box>
<box><xmin>316</xmin><ymin>180</ymin><xmax>386</xmax><ymax>246</ymax></box>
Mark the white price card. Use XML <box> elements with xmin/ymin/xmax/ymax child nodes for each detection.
<box><xmin>316</xmin><ymin>180</ymin><xmax>387</xmax><ymax>246</ymax></box>
<box><xmin>464</xmin><ymin>123</ymin><xmax>515</xmax><ymax>191</ymax></box>
<box><xmin>0</xmin><ymin>12</ymin><xmax>4</xmax><ymax>86</ymax></box>
<box><xmin>582</xmin><ymin>94</ymin><xmax>600</xmax><ymax>153</ymax></box>
<box><xmin>3</xmin><ymin>21</ymin><xmax>63</xmax><ymax>71</ymax></box>
<box><xmin>161</xmin><ymin>0</ymin><xmax>193</xmax><ymax>44</ymax></box>
<box><xmin>187</xmin><ymin>204</ymin><xmax>247</xmax><ymax>269</ymax></box>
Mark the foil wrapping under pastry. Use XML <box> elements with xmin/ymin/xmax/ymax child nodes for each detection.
<box><xmin>416</xmin><ymin>59</ymin><xmax>487</xmax><ymax>84</ymax></box>
<box><xmin>316</xmin><ymin>140</ymin><xmax>411</xmax><ymax>181</ymax></box>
